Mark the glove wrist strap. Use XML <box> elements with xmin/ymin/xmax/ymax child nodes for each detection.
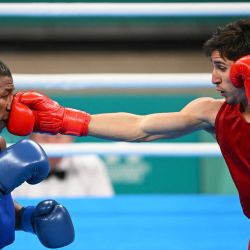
<box><xmin>61</xmin><ymin>108</ymin><xmax>91</xmax><ymax>136</ymax></box>
<box><xmin>20</xmin><ymin>206</ymin><xmax>35</xmax><ymax>234</ymax></box>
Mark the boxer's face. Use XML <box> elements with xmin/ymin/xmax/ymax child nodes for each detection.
<box><xmin>0</xmin><ymin>76</ymin><xmax>14</xmax><ymax>132</ymax></box>
<box><xmin>211</xmin><ymin>50</ymin><xmax>246</xmax><ymax>105</ymax></box>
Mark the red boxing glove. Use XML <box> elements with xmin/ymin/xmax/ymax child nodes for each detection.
<box><xmin>7</xmin><ymin>95</ymin><xmax>35</xmax><ymax>136</ymax></box>
<box><xmin>7</xmin><ymin>91</ymin><xmax>91</xmax><ymax>136</ymax></box>
<box><xmin>230</xmin><ymin>55</ymin><xmax>250</xmax><ymax>103</ymax></box>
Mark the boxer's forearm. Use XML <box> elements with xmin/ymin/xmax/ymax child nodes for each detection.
<box><xmin>88</xmin><ymin>113</ymin><xmax>145</xmax><ymax>141</ymax></box>
<box><xmin>88</xmin><ymin>111</ymin><xmax>204</xmax><ymax>142</ymax></box>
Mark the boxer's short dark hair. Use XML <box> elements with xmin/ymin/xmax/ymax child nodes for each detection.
<box><xmin>203</xmin><ymin>18</ymin><xmax>250</xmax><ymax>61</ymax></box>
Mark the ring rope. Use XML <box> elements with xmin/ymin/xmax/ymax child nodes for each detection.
<box><xmin>13</xmin><ymin>73</ymin><xmax>212</xmax><ymax>90</ymax></box>
<box><xmin>15</xmin><ymin>142</ymin><xmax>221</xmax><ymax>158</ymax></box>
<box><xmin>0</xmin><ymin>3</ymin><xmax>249</xmax><ymax>17</ymax></box>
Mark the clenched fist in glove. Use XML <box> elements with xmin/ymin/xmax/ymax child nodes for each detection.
<box><xmin>0</xmin><ymin>139</ymin><xmax>49</xmax><ymax>196</ymax></box>
<box><xmin>7</xmin><ymin>91</ymin><xmax>91</xmax><ymax>136</ymax></box>
<box><xmin>230</xmin><ymin>55</ymin><xmax>250</xmax><ymax>103</ymax></box>
<box><xmin>20</xmin><ymin>199</ymin><xmax>75</xmax><ymax>248</ymax></box>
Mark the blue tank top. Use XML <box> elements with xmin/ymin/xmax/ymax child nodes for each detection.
<box><xmin>0</xmin><ymin>194</ymin><xmax>15</xmax><ymax>248</ymax></box>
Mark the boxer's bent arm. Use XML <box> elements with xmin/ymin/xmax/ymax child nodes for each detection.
<box><xmin>89</xmin><ymin>97</ymin><xmax>218</xmax><ymax>142</ymax></box>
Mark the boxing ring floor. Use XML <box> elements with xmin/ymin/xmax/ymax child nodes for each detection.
<box><xmin>7</xmin><ymin>195</ymin><xmax>250</xmax><ymax>250</ymax></box>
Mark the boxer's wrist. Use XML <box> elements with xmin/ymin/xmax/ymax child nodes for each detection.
<box><xmin>20</xmin><ymin>206</ymin><xmax>35</xmax><ymax>234</ymax></box>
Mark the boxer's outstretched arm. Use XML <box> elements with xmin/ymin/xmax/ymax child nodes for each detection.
<box><xmin>88</xmin><ymin>97</ymin><xmax>220</xmax><ymax>142</ymax></box>
<box><xmin>8</xmin><ymin>91</ymin><xmax>221</xmax><ymax>140</ymax></box>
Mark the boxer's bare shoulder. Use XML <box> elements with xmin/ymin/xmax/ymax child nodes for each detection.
<box><xmin>181</xmin><ymin>97</ymin><xmax>224</xmax><ymax>132</ymax></box>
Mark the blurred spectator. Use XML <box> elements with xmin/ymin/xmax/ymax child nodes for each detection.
<box><xmin>12</xmin><ymin>133</ymin><xmax>114</xmax><ymax>198</ymax></box>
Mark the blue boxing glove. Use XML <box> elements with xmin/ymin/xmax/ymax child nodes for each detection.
<box><xmin>0</xmin><ymin>139</ymin><xmax>49</xmax><ymax>196</ymax></box>
<box><xmin>20</xmin><ymin>199</ymin><xmax>75</xmax><ymax>248</ymax></box>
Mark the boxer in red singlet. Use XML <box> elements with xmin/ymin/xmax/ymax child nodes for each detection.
<box><xmin>216</xmin><ymin>101</ymin><xmax>250</xmax><ymax>217</ymax></box>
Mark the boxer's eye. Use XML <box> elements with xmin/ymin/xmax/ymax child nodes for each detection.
<box><xmin>213</xmin><ymin>61</ymin><xmax>227</xmax><ymax>72</ymax></box>
<box><xmin>1</xmin><ymin>89</ymin><xmax>13</xmax><ymax>98</ymax></box>
<box><xmin>219</xmin><ymin>66</ymin><xmax>227</xmax><ymax>72</ymax></box>
<box><xmin>215</xmin><ymin>64</ymin><xmax>227</xmax><ymax>72</ymax></box>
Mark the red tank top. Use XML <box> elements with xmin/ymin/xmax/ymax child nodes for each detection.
<box><xmin>215</xmin><ymin>101</ymin><xmax>250</xmax><ymax>216</ymax></box>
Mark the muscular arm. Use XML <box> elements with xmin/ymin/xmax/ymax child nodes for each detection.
<box><xmin>89</xmin><ymin>97</ymin><xmax>222</xmax><ymax>142</ymax></box>
<box><xmin>8</xmin><ymin>92</ymin><xmax>223</xmax><ymax>139</ymax></box>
